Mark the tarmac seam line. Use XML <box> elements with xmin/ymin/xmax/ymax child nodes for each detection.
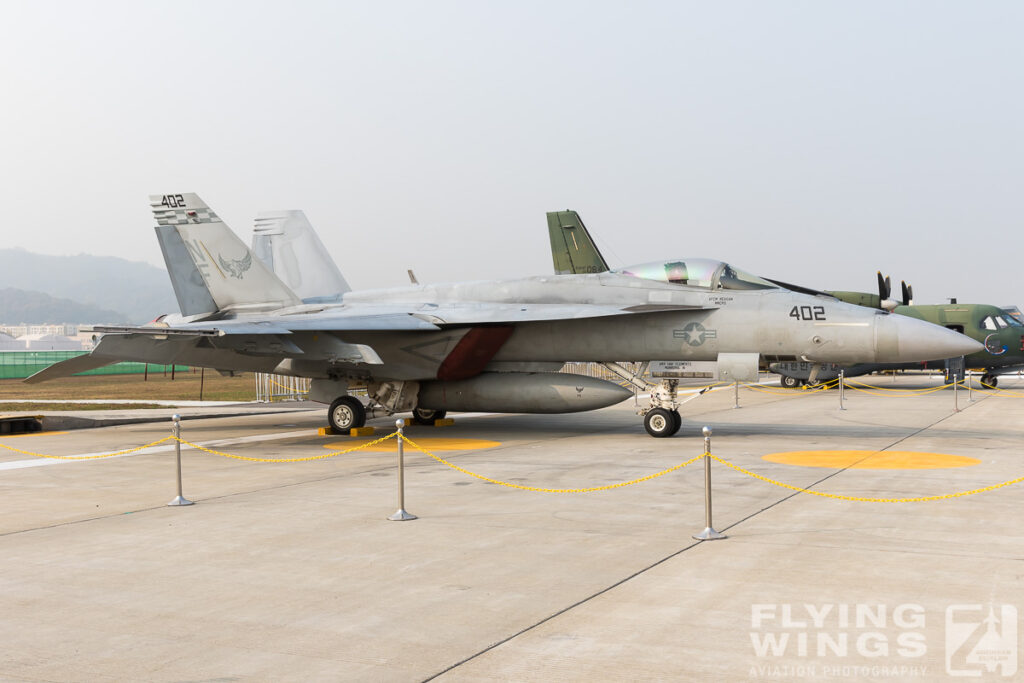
<box><xmin>422</xmin><ymin>402</ymin><xmax>976</xmax><ymax>681</ymax></box>
<box><xmin>420</xmin><ymin>539</ymin><xmax>705</xmax><ymax>683</ymax></box>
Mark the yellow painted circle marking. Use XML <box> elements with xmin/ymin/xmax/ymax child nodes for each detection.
<box><xmin>763</xmin><ymin>450</ymin><xmax>981</xmax><ymax>470</ymax></box>
<box><xmin>324</xmin><ymin>437</ymin><xmax>500</xmax><ymax>452</ymax></box>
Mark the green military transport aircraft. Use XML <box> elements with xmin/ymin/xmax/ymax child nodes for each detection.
<box><xmin>773</xmin><ymin>275</ymin><xmax>1024</xmax><ymax>387</ymax></box>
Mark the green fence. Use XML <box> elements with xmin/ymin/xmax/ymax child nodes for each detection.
<box><xmin>0</xmin><ymin>351</ymin><xmax>189</xmax><ymax>380</ymax></box>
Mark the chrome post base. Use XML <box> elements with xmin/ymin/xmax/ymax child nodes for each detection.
<box><xmin>388</xmin><ymin>509</ymin><xmax>417</xmax><ymax>521</ymax></box>
<box><xmin>693</xmin><ymin>527</ymin><xmax>726</xmax><ymax>541</ymax></box>
<box><xmin>168</xmin><ymin>495</ymin><xmax>194</xmax><ymax>507</ymax></box>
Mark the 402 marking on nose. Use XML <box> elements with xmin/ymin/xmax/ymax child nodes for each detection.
<box><xmin>789</xmin><ymin>305</ymin><xmax>826</xmax><ymax>321</ymax></box>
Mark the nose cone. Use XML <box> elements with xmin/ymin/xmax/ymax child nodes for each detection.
<box><xmin>875</xmin><ymin>314</ymin><xmax>984</xmax><ymax>362</ymax></box>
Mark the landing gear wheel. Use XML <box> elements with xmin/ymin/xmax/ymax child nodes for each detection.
<box><xmin>668</xmin><ymin>409</ymin><xmax>682</xmax><ymax>436</ymax></box>
<box><xmin>644</xmin><ymin>408</ymin><xmax>678</xmax><ymax>438</ymax></box>
<box><xmin>412</xmin><ymin>407</ymin><xmax>447</xmax><ymax>426</ymax></box>
<box><xmin>981</xmin><ymin>374</ymin><xmax>997</xmax><ymax>388</ymax></box>
<box><xmin>329</xmin><ymin>396</ymin><xmax>366</xmax><ymax>433</ymax></box>
<box><xmin>780</xmin><ymin>375</ymin><xmax>800</xmax><ymax>389</ymax></box>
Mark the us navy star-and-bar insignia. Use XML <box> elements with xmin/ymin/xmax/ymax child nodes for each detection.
<box><xmin>673</xmin><ymin>322</ymin><xmax>717</xmax><ymax>347</ymax></box>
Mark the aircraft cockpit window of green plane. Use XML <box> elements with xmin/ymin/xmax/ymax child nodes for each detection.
<box><xmin>981</xmin><ymin>314</ymin><xmax>1024</xmax><ymax>330</ymax></box>
<box><xmin>616</xmin><ymin>259</ymin><xmax>777</xmax><ymax>291</ymax></box>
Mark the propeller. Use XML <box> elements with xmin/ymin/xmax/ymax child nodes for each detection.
<box><xmin>901</xmin><ymin>280</ymin><xmax>913</xmax><ymax>306</ymax></box>
<box><xmin>876</xmin><ymin>271</ymin><xmax>891</xmax><ymax>299</ymax></box>
<box><xmin>877</xmin><ymin>272</ymin><xmax>898</xmax><ymax>311</ymax></box>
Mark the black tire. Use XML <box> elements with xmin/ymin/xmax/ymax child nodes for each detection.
<box><xmin>668</xmin><ymin>409</ymin><xmax>682</xmax><ymax>436</ymax></box>
<box><xmin>644</xmin><ymin>408</ymin><xmax>677</xmax><ymax>438</ymax></box>
<box><xmin>328</xmin><ymin>396</ymin><xmax>366</xmax><ymax>432</ymax></box>
<box><xmin>981</xmin><ymin>374</ymin><xmax>997</xmax><ymax>388</ymax></box>
<box><xmin>780</xmin><ymin>375</ymin><xmax>800</xmax><ymax>389</ymax></box>
<box><xmin>412</xmin><ymin>407</ymin><xmax>447</xmax><ymax>426</ymax></box>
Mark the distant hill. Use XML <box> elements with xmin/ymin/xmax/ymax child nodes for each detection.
<box><xmin>0</xmin><ymin>249</ymin><xmax>176</xmax><ymax>323</ymax></box>
<box><xmin>0</xmin><ymin>288</ymin><xmax>130</xmax><ymax>324</ymax></box>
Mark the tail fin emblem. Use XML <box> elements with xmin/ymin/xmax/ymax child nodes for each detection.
<box><xmin>218</xmin><ymin>251</ymin><xmax>252</xmax><ymax>279</ymax></box>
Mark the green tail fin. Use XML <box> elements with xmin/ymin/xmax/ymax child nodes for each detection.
<box><xmin>546</xmin><ymin>210</ymin><xmax>610</xmax><ymax>275</ymax></box>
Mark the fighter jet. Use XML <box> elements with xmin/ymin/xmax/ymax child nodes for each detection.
<box><xmin>28</xmin><ymin>195</ymin><xmax>981</xmax><ymax>437</ymax></box>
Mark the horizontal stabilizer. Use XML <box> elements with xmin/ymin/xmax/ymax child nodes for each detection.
<box><xmin>92</xmin><ymin>325</ymin><xmax>223</xmax><ymax>337</ymax></box>
<box><xmin>24</xmin><ymin>354</ymin><xmax>117</xmax><ymax>384</ymax></box>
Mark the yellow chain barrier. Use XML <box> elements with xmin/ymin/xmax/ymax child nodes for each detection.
<box><xmin>0</xmin><ymin>435</ymin><xmax>176</xmax><ymax>460</ymax></box>
<box><xmin>705</xmin><ymin>453</ymin><xmax>1024</xmax><ymax>502</ymax></box>
<box><xmin>844</xmin><ymin>378</ymin><xmax>951</xmax><ymax>393</ymax></box>
<box><xmin>268</xmin><ymin>377</ymin><xmax>309</xmax><ymax>394</ymax></box>
<box><xmin>843</xmin><ymin>378</ymin><xmax>954</xmax><ymax>396</ymax></box>
<box><xmin>172</xmin><ymin>432</ymin><xmax>397</xmax><ymax>463</ymax></box>
<box><xmin>744</xmin><ymin>382</ymin><xmax>834</xmax><ymax>396</ymax></box>
<box><xmin>6</xmin><ymin>428</ymin><xmax>1023</xmax><ymax>502</ymax></box>
<box><xmin>399</xmin><ymin>433</ymin><xmax>703</xmax><ymax>493</ymax></box>
<box><xmin>974</xmin><ymin>382</ymin><xmax>1024</xmax><ymax>398</ymax></box>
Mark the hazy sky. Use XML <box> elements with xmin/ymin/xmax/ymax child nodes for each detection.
<box><xmin>1</xmin><ymin>1</ymin><xmax>1021</xmax><ymax>304</ymax></box>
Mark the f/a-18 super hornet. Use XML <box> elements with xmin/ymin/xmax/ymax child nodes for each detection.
<box><xmin>772</xmin><ymin>274</ymin><xmax>1024</xmax><ymax>388</ymax></box>
<box><xmin>28</xmin><ymin>195</ymin><xmax>981</xmax><ymax>437</ymax></box>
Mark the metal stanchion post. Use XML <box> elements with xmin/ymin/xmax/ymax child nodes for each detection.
<box><xmin>839</xmin><ymin>370</ymin><xmax>846</xmax><ymax>410</ymax></box>
<box><xmin>693</xmin><ymin>426</ymin><xmax>725</xmax><ymax>541</ymax></box>
<box><xmin>388</xmin><ymin>419</ymin><xmax>417</xmax><ymax>521</ymax></box>
<box><xmin>733</xmin><ymin>380</ymin><xmax>740</xmax><ymax>409</ymax></box>
<box><xmin>954</xmin><ymin>375</ymin><xmax>959</xmax><ymax>412</ymax></box>
<box><xmin>167</xmin><ymin>414</ymin><xmax>193</xmax><ymax>506</ymax></box>
<box><xmin>968</xmin><ymin>371</ymin><xmax>974</xmax><ymax>402</ymax></box>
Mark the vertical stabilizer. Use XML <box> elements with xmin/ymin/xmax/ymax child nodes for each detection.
<box><xmin>150</xmin><ymin>193</ymin><xmax>301</xmax><ymax>314</ymax></box>
<box><xmin>252</xmin><ymin>210</ymin><xmax>350</xmax><ymax>303</ymax></box>
<box><xmin>547</xmin><ymin>210</ymin><xmax>610</xmax><ymax>274</ymax></box>
<box><xmin>156</xmin><ymin>224</ymin><xmax>218</xmax><ymax>317</ymax></box>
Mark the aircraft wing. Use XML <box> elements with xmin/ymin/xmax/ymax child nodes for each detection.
<box><xmin>91</xmin><ymin>313</ymin><xmax>442</xmax><ymax>337</ymax></box>
<box><xmin>28</xmin><ymin>302</ymin><xmax>715</xmax><ymax>384</ymax></box>
<box><xmin>405</xmin><ymin>302</ymin><xmax>711</xmax><ymax>326</ymax></box>
<box><xmin>97</xmin><ymin>303</ymin><xmax>712</xmax><ymax>336</ymax></box>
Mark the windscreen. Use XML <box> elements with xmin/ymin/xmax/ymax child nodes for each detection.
<box><xmin>615</xmin><ymin>258</ymin><xmax>777</xmax><ymax>291</ymax></box>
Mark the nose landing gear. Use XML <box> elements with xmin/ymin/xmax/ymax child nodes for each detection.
<box><xmin>644</xmin><ymin>408</ymin><xmax>682</xmax><ymax>437</ymax></box>
<box><xmin>979</xmin><ymin>373</ymin><xmax>998</xmax><ymax>388</ymax></box>
<box><xmin>598</xmin><ymin>361</ymin><xmax>710</xmax><ymax>438</ymax></box>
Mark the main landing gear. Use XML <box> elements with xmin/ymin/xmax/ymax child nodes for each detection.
<box><xmin>329</xmin><ymin>396</ymin><xmax>366</xmax><ymax>432</ymax></box>
<box><xmin>411</xmin><ymin>406</ymin><xmax>448</xmax><ymax>426</ymax></box>
<box><xmin>979</xmin><ymin>373</ymin><xmax>998</xmax><ymax>388</ymax></box>
<box><xmin>598</xmin><ymin>361</ymin><xmax>709</xmax><ymax>438</ymax></box>
<box><xmin>325</xmin><ymin>382</ymin><xmax>446</xmax><ymax>433</ymax></box>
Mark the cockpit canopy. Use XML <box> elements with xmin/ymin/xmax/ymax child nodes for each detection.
<box><xmin>980</xmin><ymin>313</ymin><xmax>1024</xmax><ymax>331</ymax></box>
<box><xmin>613</xmin><ymin>258</ymin><xmax>777</xmax><ymax>291</ymax></box>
